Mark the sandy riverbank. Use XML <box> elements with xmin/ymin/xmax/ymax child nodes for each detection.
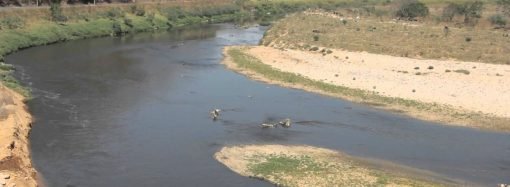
<box><xmin>222</xmin><ymin>46</ymin><xmax>510</xmax><ymax>131</ymax></box>
<box><xmin>214</xmin><ymin>145</ymin><xmax>448</xmax><ymax>187</ymax></box>
<box><xmin>0</xmin><ymin>85</ymin><xmax>37</xmax><ymax>187</ymax></box>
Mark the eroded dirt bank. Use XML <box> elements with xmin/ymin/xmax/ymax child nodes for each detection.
<box><xmin>0</xmin><ymin>85</ymin><xmax>37</xmax><ymax>187</ymax></box>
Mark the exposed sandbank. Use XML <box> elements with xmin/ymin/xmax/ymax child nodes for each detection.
<box><xmin>222</xmin><ymin>46</ymin><xmax>510</xmax><ymax>132</ymax></box>
<box><xmin>215</xmin><ymin>145</ymin><xmax>450</xmax><ymax>187</ymax></box>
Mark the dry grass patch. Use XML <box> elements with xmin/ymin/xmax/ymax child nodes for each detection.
<box><xmin>262</xmin><ymin>12</ymin><xmax>510</xmax><ymax>65</ymax></box>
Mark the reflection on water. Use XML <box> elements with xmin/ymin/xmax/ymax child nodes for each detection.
<box><xmin>6</xmin><ymin>24</ymin><xmax>510</xmax><ymax>187</ymax></box>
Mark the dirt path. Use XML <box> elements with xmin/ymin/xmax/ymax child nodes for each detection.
<box><xmin>0</xmin><ymin>85</ymin><xmax>37</xmax><ymax>187</ymax></box>
<box><xmin>244</xmin><ymin>46</ymin><xmax>510</xmax><ymax>118</ymax></box>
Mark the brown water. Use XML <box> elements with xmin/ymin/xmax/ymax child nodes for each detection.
<box><xmin>6</xmin><ymin>24</ymin><xmax>510</xmax><ymax>187</ymax></box>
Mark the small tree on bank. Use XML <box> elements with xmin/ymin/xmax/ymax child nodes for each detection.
<box><xmin>459</xmin><ymin>1</ymin><xmax>484</xmax><ymax>26</ymax></box>
<box><xmin>441</xmin><ymin>1</ymin><xmax>484</xmax><ymax>26</ymax></box>
<box><xmin>395</xmin><ymin>0</ymin><xmax>429</xmax><ymax>20</ymax></box>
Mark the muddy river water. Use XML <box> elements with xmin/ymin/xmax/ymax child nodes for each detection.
<box><xmin>6</xmin><ymin>24</ymin><xmax>510</xmax><ymax>186</ymax></box>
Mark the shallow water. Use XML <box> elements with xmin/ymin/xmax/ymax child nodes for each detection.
<box><xmin>6</xmin><ymin>24</ymin><xmax>510</xmax><ymax>187</ymax></box>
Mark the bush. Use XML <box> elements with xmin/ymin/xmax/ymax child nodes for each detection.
<box><xmin>313</xmin><ymin>35</ymin><xmax>319</xmax><ymax>41</ymax></box>
<box><xmin>396</xmin><ymin>0</ymin><xmax>429</xmax><ymax>19</ymax></box>
<box><xmin>130</xmin><ymin>5</ymin><xmax>146</xmax><ymax>16</ymax></box>
<box><xmin>442</xmin><ymin>3</ymin><xmax>462</xmax><ymax>22</ymax></box>
<box><xmin>497</xmin><ymin>0</ymin><xmax>510</xmax><ymax>16</ymax></box>
<box><xmin>50</xmin><ymin>0</ymin><xmax>67</xmax><ymax>22</ymax></box>
<box><xmin>105</xmin><ymin>8</ymin><xmax>125</xmax><ymax>19</ymax></box>
<box><xmin>459</xmin><ymin>1</ymin><xmax>484</xmax><ymax>26</ymax></box>
<box><xmin>490</xmin><ymin>14</ymin><xmax>507</xmax><ymax>27</ymax></box>
<box><xmin>112</xmin><ymin>21</ymin><xmax>123</xmax><ymax>36</ymax></box>
<box><xmin>124</xmin><ymin>18</ymin><xmax>134</xmax><ymax>28</ymax></box>
<box><xmin>0</xmin><ymin>17</ymin><xmax>25</xmax><ymax>30</ymax></box>
<box><xmin>164</xmin><ymin>7</ymin><xmax>186</xmax><ymax>21</ymax></box>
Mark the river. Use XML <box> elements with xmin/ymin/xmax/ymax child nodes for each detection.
<box><xmin>6</xmin><ymin>24</ymin><xmax>510</xmax><ymax>187</ymax></box>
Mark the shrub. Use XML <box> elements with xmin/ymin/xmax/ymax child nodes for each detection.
<box><xmin>164</xmin><ymin>7</ymin><xmax>186</xmax><ymax>21</ymax></box>
<box><xmin>124</xmin><ymin>18</ymin><xmax>134</xmax><ymax>28</ymax></box>
<box><xmin>313</xmin><ymin>35</ymin><xmax>319</xmax><ymax>41</ymax></box>
<box><xmin>310</xmin><ymin>47</ymin><xmax>319</xmax><ymax>51</ymax></box>
<box><xmin>0</xmin><ymin>17</ymin><xmax>25</xmax><ymax>30</ymax></box>
<box><xmin>442</xmin><ymin>3</ymin><xmax>462</xmax><ymax>22</ymax></box>
<box><xmin>396</xmin><ymin>0</ymin><xmax>429</xmax><ymax>19</ymax></box>
<box><xmin>497</xmin><ymin>0</ymin><xmax>510</xmax><ymax>16</ymax></box>
<box><xmin>50</xmin><ymin>0</ymin><xmax>67</xmax><ymax>22</ymax></box>
<box><xmin>112</xmin><ymin>21</ymin><xmax>123</xmax><ymax>36</ymax></box>
<box><xmin>105</xmin><ymin>8</ymin><xmax>125</xmax><ymax>19</ymax></box>
<box><xmin>490</xmin><ymin>14</ymin><xmax>507</xmax><ymax>27</ymax></box>
<box><xmin>459</xmin><ymin>1</ymin><xmax>484</xmax><ymax>26</ymax></box>
<box><xmin>130</xmin><ymin>5</ymin><xmax>146</xmax><ymax>16</ymax></box>
<box><xmin>465</xmin><ymin>37</ymin><xmax>472</xmax><ymax>42</ymax></box>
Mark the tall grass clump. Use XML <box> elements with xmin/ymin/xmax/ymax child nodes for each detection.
<box><xmin>0</xmin><ymin>17</ymin><xmax>25</xmax><ymax>30</ymax></box>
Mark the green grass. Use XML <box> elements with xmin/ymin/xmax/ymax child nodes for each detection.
<box><xmin>249</xmin><ymin>155</ymin><xmax>325</xmax><ymax>176</ymax></box>
<box><xmin>245</xmin><ymin>152</ymin><xmax>443</xmax><ymax>187</ymax></box>
<box><xmin>0</xmin><ymin>5</ymin><xmax>250</xmax><ymax>98</ymax></box>
<box><xmin>227</xmin><ymin>47</ymin><xmax>510</xmax><ymax>132</ymax></box>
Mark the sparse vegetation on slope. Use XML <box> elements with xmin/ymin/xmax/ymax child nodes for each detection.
<box><xmin>262</xmin><ymin>12</ymin><xmax>510</xmax><ymax>64</ymax></box>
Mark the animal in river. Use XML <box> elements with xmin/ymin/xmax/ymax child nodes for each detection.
<box><xmin>260</xmin><ymin>118</ymin><xmax>292</xmax><ymax>128</ymax></box>
<box><xmin>261</xmin><ymin>123</ymin><xmax>278</xmax><ymax>128</ymax></box>
<box><xmin>278</xmin><ymin>118</ymin><xmax>291</xmax><ymax>128</ymax></box>
<box><xmin>210</xmin><ymin>109</ymin><xmax>221</xmax><ymax>120</ymax></box>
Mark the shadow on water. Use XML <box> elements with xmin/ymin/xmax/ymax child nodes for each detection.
<box><xmin>5</xmin><ymin>24</ymin><xmax>510</xmax><ymax>187</ymax></box>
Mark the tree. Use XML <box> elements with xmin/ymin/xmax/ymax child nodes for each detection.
<box><xmin>458</xmin><ymin>1</ymin><xmax>484</xmax><ymax>26</ymax></box>
<box><xmin>441</xmin><ymin>3</ymin><xmax>462</xmax><ymax>22</ymax></box>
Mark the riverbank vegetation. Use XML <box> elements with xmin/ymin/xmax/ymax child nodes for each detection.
<box><xmin>262</xmin><ymin>2</ymin><xmax>510</xmax><ymax>65</ymax></box>
<box><xmin>215</xmin><ymin>145</ymin><xmax>447</xmax><ymax>187</ymax></box>
<box><xmin>0</xmin><ymin>2</ymin><xmax>246</xmax><ymax>95</ymax></box>
<box><xmin>0</xmin><ymin>0</ymin><xmax>384</xmax><ymax>95</ymax></box>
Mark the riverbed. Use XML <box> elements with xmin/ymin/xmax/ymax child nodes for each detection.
<box><xmin>6</xmin><ymin>24</ymin><xmax>510</xmax><ymax>186</ymax></box>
